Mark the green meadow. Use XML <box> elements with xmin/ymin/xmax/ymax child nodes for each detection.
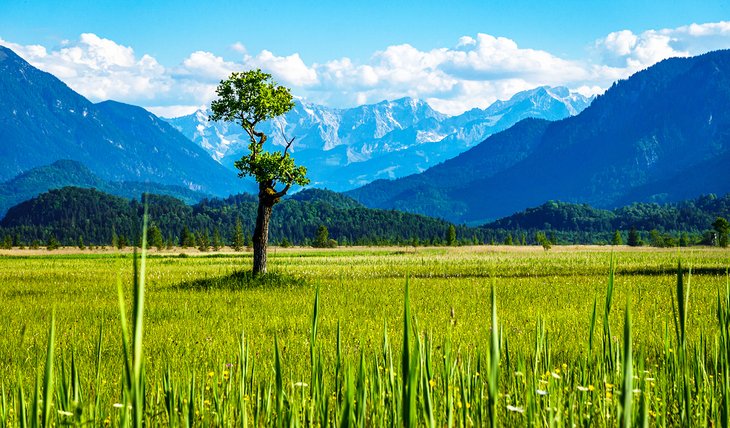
<box><xmin>0</xmin><ymin>245</ymin><xmax>729</xmax><ymax>426</ymax></box>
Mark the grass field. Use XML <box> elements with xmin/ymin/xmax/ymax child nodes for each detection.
<box><xmin>0</xmin><ymin>245</ymin><xmax>729</xmax><ymax>426</ymax></box>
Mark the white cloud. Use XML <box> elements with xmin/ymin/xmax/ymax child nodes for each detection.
<box><xmin>2</xmin><ymin>21</ymin><xmax>730</xmax><ymax>117</ymax></box>
<box><xmin>1</xmin><ymin>33</ymin><xmax>170</xmax><ymax>102</ymax></box>
<box><xmin>245</xmin><ymin>50</ymin><xmax>318</xmax><ymax>86</ymax></box>
<box><xmin>594</xmin><ymin>21</ymin><xmax>730</xmax><ymax>74</ymax></box>
<box><xmin>231</xmin><ymin>42</ymin><xmax>246</xmax><ymax>54</ymax></box>
<box><xmin>178</xmin><ymin>50</ymin><xmax>238</xmax><ymax>81</ymax></box>
<box><xmin>304</xmin><ymin>34</ymin><xmax>592</xmax><ymax>113</ymax></box>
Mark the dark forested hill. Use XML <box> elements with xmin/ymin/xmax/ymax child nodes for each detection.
<box><xmin>348</xmin><ymin>50</ymin><xmax>730</xmax><ymax>223</ymax></box>
<box><xmin>483</xmin><ymin>194</ymin><xmax>730</xmax><ymax>233</ymax></box>
<box><xmin>287</xmin><ymin>188</ymin><xmax>364</xmax><ymax>209</ymax></box>
<box><xmin>0</xmin><ymin>160</ymin><xmax>210</xmax><ymax>216</ymax></box>
<box><xmin>0</xmin><ymin>187</ymin><xmax>726</xmax><ymax>247</ymax></box>
<box><xmin>0</xmin><ymin>187</ymin><xmax>457</xmax><ymax>246</ymax></box>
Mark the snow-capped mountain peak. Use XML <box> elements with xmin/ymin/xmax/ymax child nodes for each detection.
<box><xmin>164</xmin><ymin>87</ymin><xmax>593</xmax><ymax>191</ymax></box>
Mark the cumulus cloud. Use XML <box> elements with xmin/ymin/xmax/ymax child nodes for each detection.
<box><xmin>2</xmin><ymin>21</ymin><xmax>730</xmax><ymax>117</ymax></box>
<box><xmin>178</xmin><ymin>51</ymin><xmax>238</xmax><ymax>81</ymax></box>
<box><xmin>306</xmin><ymin>34</ymin><xmax>593</xmax><ymax>113</ymax></box>
<box><xmin>594</xmin><ymin>21</ymin><xmax>730</xmax><ymax>74</ymax></box>
<box><xmin>245</xmin><ymin>50</ymin><xmax>318</xmax><ymax>87</ymax></box>
<box><xmin>1</xmin><ymin>33</ymin><xmax>170</xmax><ymax>101</ymax></box>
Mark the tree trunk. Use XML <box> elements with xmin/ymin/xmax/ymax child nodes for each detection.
<box><xmin>252</xmin><ymin>197</ymin><xmax>274</xmax><ymax>275</ymax></box>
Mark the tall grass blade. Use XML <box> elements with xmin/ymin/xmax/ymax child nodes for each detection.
<box><xmin>132</xmin><ymin>205</ymin><xmax>149</xmax><ymax>427</ymax></box>
<box><xmin>274</xmin><ymin>334</ymin><xmax>284</xmax><ymax>426</ymax></box>
<box><xmin>603</xmin><ymin>255</ymin><xmax>616</xmax><ymax>369</ymax></box>
<box><xmin>620</xmin><ymin>290</ymin><xmax>632</xmax><ymax>428</ymax></box>
<box><xmin>401</xmin><ymin>277</ymin><xmax>413</xmax><ymax>427</ymax></box>
<box><xmin>40</xmin><ymin>311</ymin><xmax>55</xmax><ymax>428</ymax></box>
<box><xmin>488</xmin><ymin>279</ymin><xmax>499</xmax><ymax>428</ymax></box>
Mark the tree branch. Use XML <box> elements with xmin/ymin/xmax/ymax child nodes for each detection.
<box><xmin>273</xmin><ymin>183</ymin><xmax>292</xmax><ymax>199</ymax></box>
<box><xmin>278</xmin><ymin>123</ymin><xmax>295</xmax><ymax>159</ymax></box>
<box><xmin>241</xmin><ymin>116</ymin><xmax>268</xmax><ymax>160</ymax></box>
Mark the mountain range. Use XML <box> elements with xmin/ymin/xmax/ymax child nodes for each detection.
<box><xmin>0</xmin><ymin>45</ymin><xmax>247</xmax><ymax>196</ymax></box>
<box><xmin>165</xmin><ymin>86</ymin><xmax>593</xmax><ymax>190</ymax></box>
<box><xmin>347</xmin><ymin>50</ymin><xmax>730</xmax><ymax>223</ymax></box>
<box><xmin>2</xmin><ymin>42</ymin><xmax>729</xmax><ymax>228</ymax></box>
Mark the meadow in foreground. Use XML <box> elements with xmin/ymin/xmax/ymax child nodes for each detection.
<box><xmin>0</xmin><ymin>245</ymin><xmax>728</xmax><ymax>426</ymax></box>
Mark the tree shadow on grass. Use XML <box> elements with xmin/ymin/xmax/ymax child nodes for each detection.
<box><xmin>173</xmin><ymin>270</ymin><xmax>308</xmax><ymax>291</ymax></box>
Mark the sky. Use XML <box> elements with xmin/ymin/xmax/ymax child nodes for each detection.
<box><xmin>1</xmin><ymin>0</ymin><xmax>730</xmax><ymax>117</ymax></box>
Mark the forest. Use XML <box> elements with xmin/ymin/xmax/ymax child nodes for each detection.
<box><xmin>0</xmin><ymin>186</ymin><xmax>727</xmax><ymax>248</ymax></box>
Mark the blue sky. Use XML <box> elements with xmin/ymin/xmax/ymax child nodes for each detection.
<box><xmin>2</xmin><ymin>0</ymin><xmax>729</xmax><ymax>116</ymax></box>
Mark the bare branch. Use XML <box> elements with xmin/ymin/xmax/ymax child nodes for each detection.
<box><xmin>282</xmin><ymin>136</ymin><xmax>295</xmax><ymax>159</ymax></box>
<box><xmin>278</xmin><ymin>123</ymin><xmax>296</xmax><ymax>159</ymax></box>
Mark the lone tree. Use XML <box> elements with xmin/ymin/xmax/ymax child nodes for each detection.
<box><xmin>211</xmin><ymin>69</ymin><xmax>309</xmax><ymax>274</ymax></box>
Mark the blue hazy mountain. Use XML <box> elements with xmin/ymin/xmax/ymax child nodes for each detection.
<box><xmin>347</xmin><ymin>50</ymin><xmax>730</xmax><ymax>224</ymax></box>
<box><xmin>0</xmin><ymin>46</ymin><xmax>246</xmax><ymax>196</ymax></box>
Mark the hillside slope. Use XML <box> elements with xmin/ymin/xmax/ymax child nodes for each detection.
<box><xmin>348</xmin><ymin>50</ymin><xmax>730</xmax><ymax>223</ymax></box>
<box><xmin>0</xmin><ymin>46</ymin><xmax>244</xmax><ymax>195</ymax></box>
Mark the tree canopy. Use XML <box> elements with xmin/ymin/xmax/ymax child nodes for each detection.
<box><xmin>210</xmin><ymin>70</ymin><xmax>308</xmax><ymax>192</ymax></box>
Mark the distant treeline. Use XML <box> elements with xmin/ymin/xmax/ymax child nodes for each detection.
<box><xmin>0</xmin><ymin>186</ymin><xmax>727</xmax><ymax>248</ymax></box>
<box><xmin>0</xmin><ymin>187</ymin><xmax>460</xmax><ymax>248</ymax></box>
<box><xmin>480</xmin><ymin>195</ymin><xmax>730</xmax><ymax>246</ymax></box>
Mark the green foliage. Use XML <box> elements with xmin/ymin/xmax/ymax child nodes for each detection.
<box><xmin>148</xmin><ymin>224</ymin><xmax>164</xmax><ymax>251</ymax></box>
<box><xmin>232</xmin><ymin>218</ymin><xmax>245</xmax><ymax>251</ymax></box>
<box><xmin>4</xmin><ymin>187</ymin><xmax>730</xmax><ymax>249</ymax></box>
<box><xmin>210</xmin><ymin>69</ymin><xmax>294</xmax><ymax>126</ymax></box>
<box><xmin>649</xmin><ymin>229</ymin><xmax>677</xmax><ymax>247</ymax></box>
<box><xmin>612</xmin><ymin>230</ymin><xmax>623</xmax><ymax>246</ymax></box>
<box><xmin>289</xmin><ymin>188</ymin><xmax>363</xmax><ymax>209</ymax></box>
<box><xmin>180</xmin><ymin>226</ymin><xmax>194</xmax><ymax>248</ymax></box>
<box><xmin>535</xmin><ymin>232</ymin><xmax>551</xmax><ymax>250</ymax></box>
<box><xmin>713</xmin><ymin>216</ymin><xmax>729</xmax><ymax>247</ymax></box>
<box><xmin>46</xmin><ymin>235</ymin><xmax>59</xmax><ymax>250</ymax></box>
<box><xmin>485</xmin><ymin>195</ymin><xmax>730</xmax><ymax>237</ymax></box>
<box><xmin>312</xmin><ymin>225</ymin><xmax>328</xmax><ymax>248</ymax></box>
<box><xmin>234</xmin><ymin>151</ymin><xmax>309</xmax><ymax>188</ymax></box>
<box><xmin>210</xmin><ymin>69</ymin><xmax>309</xmax><ymax>189</ymax></box>
<box><xmin>628</xmin><ymin>227</ymin><xmax>641</xmax><ymax>246</ymax></box>
<box><xmin>196</xmin><ymin>231</ymin><xmax>210</xmax><ymax>252</ymax></box>
<box><xmin>111</xmin><ymin>226</ymin><xmax>118</xmax><ymax>249</ymax></box>
<box><xmin>312</xmin><ymin>225</ymin><xmax>337</xmax><ymax>248</ymax></box>
<box><xmin>211</xmin><ymin>228</ymin><xmax>222</xmax><ymax>251</ymax></box>
<box><xmin>446</xmin><ymin>225</ymin><xmax>456</xmax><ymax>246</ymax></box>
